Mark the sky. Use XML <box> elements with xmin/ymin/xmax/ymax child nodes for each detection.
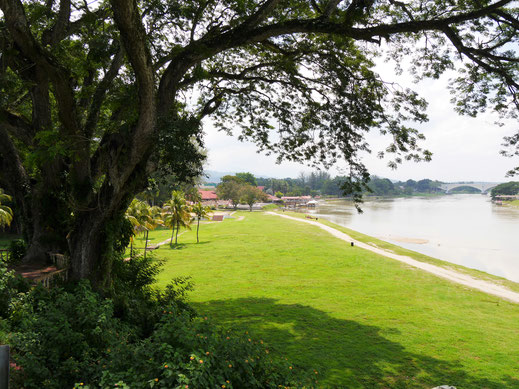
<box><xmin>203</xmin><ymin>62</ymin><xmax>518</xmax><ymax>183</ymax></box>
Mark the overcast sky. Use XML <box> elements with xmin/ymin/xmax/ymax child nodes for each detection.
<box><xmin>203</xmin><ymin>63</ymin><xmax>518</xmax><ymax>183</ymax></box>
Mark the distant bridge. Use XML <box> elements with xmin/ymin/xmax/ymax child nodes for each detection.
<box><xmin>439</xmin><ymin>182</ymin><xmax>503</xmax><ymax>193</ymax></box>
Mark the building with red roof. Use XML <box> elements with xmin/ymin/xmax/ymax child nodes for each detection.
<box><xmin>199</xmin><ymin>189</ymin><xmax>218</xmax><ymax>201</ymax></box>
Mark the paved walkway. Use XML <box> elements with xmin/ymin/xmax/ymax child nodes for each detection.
<box><xmin>268</xmin><ymin>212</ymin><xmax>519</xmax><ymax>304</ymax></box>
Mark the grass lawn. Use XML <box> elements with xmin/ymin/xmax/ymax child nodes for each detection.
<box><xmin>281</xmin><ymin>210</ymin><xmax>519</xmax><ymax>294</ymax></box>
<box><xmin>150</xmin><ymin>211</ymin><xmax>519</xmax><ymax>388</ymax></box>
<box><xmin>0</xmin><ymin>233</ymin><xmax>19</xmax><ymax>249</ymax></box>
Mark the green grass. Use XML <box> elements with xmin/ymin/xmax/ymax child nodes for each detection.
<box><xmin>150</xmin><ymin>211</ymin><xmax>519</xmax><ymax>388</ymax></box>
<box><xmin>508</xmin><ymin>200</ymin><xmax>519</xmax><ymax>207</ymax></box>
<box><xmin>280</xmin><ymin>210</ymin><xmax>519</xmax><ymax>294</ymax></box>
<box><xmin>0</xmin><ymin>233</ymin><xmax>20</xmax><ymax>249</ymax></box>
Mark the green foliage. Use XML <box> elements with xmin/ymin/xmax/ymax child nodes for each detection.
<box><xmin>448</xmin><ymin>186</ymin><xmax>481</xmax><ymax>194</ymax></box>
<box><xmin>491</xmin><ymin>181</ymin><xmax>519</xmax><ymax>199</ymax></box>
<box><xmin>240</xmin><ymin>185</ymin><xmax>268</xmax><ymax>211</ymax></box>
<box><xmin>216</xmin><ymin>178</ymin><xmax>244</xmax><ymax>209</ymax></box>
<box><xmin>10</xmin><ymin>281</ymin><xmax>131</xmax><ymax>388</ymax></box>
<box><xmin>0</xmin><ymin>189</ymin><xmax>13</xmax><ymax>229</ymax></box>
<box><xmin>7</xmin><ymin>239</ymin><xmax>27</xmax><ymax>265</ymax></box>
<box><xmin>0</xmin><ymin>261</ymin><xmax>30</xmax><ymax>319</ymax></box>
<box><xmin>97</xmin><ymin>310</ymin><xmax>311</xmax><ymax>388</ymax></box>
<box><xmin>236</xmin><ymin>172</ymin><xmax>257</xmax><ymax>186</ymax></box>
<box><xmin>109</xmin><ymin>254</ymin><xmax>195</xmax><ymax>336</ymax></box>
<box><xmin>163</xmin><ymin>191</ymin><xmax>192</xmax><ymax>245</ymax></box>
<box><xmin>3</xmin><ymin>255</ymin><xmax>309</xmax><ymax>388</ymax></box>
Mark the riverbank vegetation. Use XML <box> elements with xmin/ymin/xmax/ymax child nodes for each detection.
<box><xmin>254</xmin><ymin>173</ymin><xmax>444</xmax><ymax>198</ymax></box>
<box><xmin>149</xmin><ymin>211</ymin><xmax>519</xmax><ymax>388</ymax></box>
<box><xmin>491</xmin><ymin>182</ymin><xmax>519</xmax><ymax>199</ymax></box>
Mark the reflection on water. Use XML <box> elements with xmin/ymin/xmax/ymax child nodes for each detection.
<box><xmin>308</xmin><ymin>195</ymin><xmax>519</xmax><ymax>282</ymax></box>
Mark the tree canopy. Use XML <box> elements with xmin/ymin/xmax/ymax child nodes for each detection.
<box><xmin>1</xmin><ymin>0</ymin><xmax>519</xmax><ymax>281</ymax></box>
<box><xmin>491</xmin><ymin>181</ymin><xmax>519</xmax><ymax>198</ymax></box>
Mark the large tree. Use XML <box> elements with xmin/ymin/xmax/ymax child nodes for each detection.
<box><xmin>1</xmin><ymin>0</ymin><xmax>518</xmax><ymax>282</ymax></box>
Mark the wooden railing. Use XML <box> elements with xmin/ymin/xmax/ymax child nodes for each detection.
<box><xmin>18</xmin><ymin>253</ymin><xmax>71</xmax><ymax>288</ymax></box>
<box><xmin>35</xmin><ymin>268</ymin><xmax>69</xmax><ymax>288</ymax></box>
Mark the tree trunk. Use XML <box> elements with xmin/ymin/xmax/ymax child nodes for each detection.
<box><xmin>170</xmin><ymin>226</ymin><xmax>175</xmax><ymax>245</ymax></box>
<box><xmin>144</xmin><ymin>230</ymin><xmax>149</xmax><ymax>259</ymax></box>
<box><xmin>196</xmin><ymin>218</ymin><xmax>200</xmax><ymax>243</ymax></box>
<box><xmin>175</xmin><ymin>220</ymin><xmax>179</xmax><ymax>244</ymax></box>
<box><xmin>68</xmin><ymin>214</ymin><xmax>107</xmax><ymax>282</ymax></box>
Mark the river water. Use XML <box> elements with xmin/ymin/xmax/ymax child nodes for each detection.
<box><xmin>306</xmin><ymin>195</ymin><xmax>519</xmax><ymax>282</ymax></box>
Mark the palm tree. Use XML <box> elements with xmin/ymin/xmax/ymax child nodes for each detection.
<box><xmin>163</xmin><ymin>191</ymin><xmax>191</xmax><ymax>246</ymax></box>
<box><xmin>191</xmin><ymin>202</ymin><xmax>212</xmax><ymax>243</ymax></box>
<box><xmin>0</xmin><ymin>189</ymin><xmax>13</xmax><ymax>229</ymax></box>
<box><xmin>145</xmin><ymin>205</ymin><xmax>164</xmax><ymax>257</ymax></box>
<box><xmin>125</xmin><ymin>199</ymin><xmax>163</xmax><ymax>258</ymax></box>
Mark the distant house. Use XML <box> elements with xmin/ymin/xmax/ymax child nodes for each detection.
<box><xmin>266</xmin><ymin>194</ymin><xmax>282</xmax><ymax>203</ymax></box>
<box><xmin>198</xmin><ymin>189</ymin><xmax>231</xmax><ymax>207</ymax></box>
<box><xmin>281</xmin><ymin>196</ymin><xmax>312</xmax><ymax>207</ymax></box>
<box><xmin>198</xmin><ymin>189</ymin><xmax>219</xmax><ymax>206</ymax></box>
<box><xmin>257</xmin><ymin>186</ymin><xmax>265</xmax><ymax>191</ymax></box>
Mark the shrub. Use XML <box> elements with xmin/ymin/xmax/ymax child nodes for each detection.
<box><xmin>0</xmin><ymin>261</ymin><xmax>30</xmax><ymax>319</ymax></box>
<box><xmin>7</xmin><ymin>239</ymin><xmax>26</xmax><ymax>265</ymax></box>
<box><xmin>5</xmin><ymin>255</ymin><xmax>313</xmax><ymax>388</ymax></box>
<box><xmin>10</xmin><ymin>281</ymin><xmax>132</xmax><ymax>388</ymax></box>
<box><xmin>97</xmin><ymin>308</ymin><xmax>311</xmax><ymax>388</ymax></box>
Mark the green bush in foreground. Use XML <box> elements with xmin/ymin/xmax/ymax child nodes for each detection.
<box><xmin>7</xmin><ymin>239</ymin><xmax>27</xmax><ymax>266</ymax></box>
<box><xmin>2</xmin><ymin>258</ymin><xmax>313</xmax><ymax>388</ymax></box>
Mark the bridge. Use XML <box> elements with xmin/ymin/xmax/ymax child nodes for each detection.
<box><xmin>439</xmin><ymin>182</ymin><xmax>503</xmax><ymax>193</ymax></box>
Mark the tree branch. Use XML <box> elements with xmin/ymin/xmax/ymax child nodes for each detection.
<box><xmin>110</xmin><ymin>0</ymin><xmax>156</xmax><ymax>189</ymax></box>
<box><xmin>0</xmin><ymin>109</ymin><xmax>34</xmax><ymax>144</ymax></box>
<box><xmin>322</xmin><ymin>0</ymin><xmax>343</xmax><ymax>18</ymax></box>
<box><xmin>0</xmin><ymin>0</ymin><xmax>81</xmax><ymax>137</ymax></box>
<box><xmin>84</xmin><ymin>48</ymin><xmax>124</xmax><ymax>138</ymax></box>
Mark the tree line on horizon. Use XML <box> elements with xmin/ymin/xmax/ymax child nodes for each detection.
<box><xmin>253</xmin><ymin>172</ymin><xmax>445</xmax><ymax>197</ymax></box>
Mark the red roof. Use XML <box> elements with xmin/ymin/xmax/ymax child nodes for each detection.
<box><xmin>199</xmin><ymin>189</ymin><xmax>218</xmax><ymax>200</ymax></box>
<box><xmin>257</xmin><ymin>186</ymin><xmax>265</xmax><ymax>191</ymax></box>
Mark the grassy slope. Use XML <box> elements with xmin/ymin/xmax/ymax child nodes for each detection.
<box><xmin>281</xmin><ymin>210</ymin><xmax>519</xmax><ymax>294</ymax></box>
<box><xmin>152</xmin><ymin>212</ymin><xmax>519</xmax><ymax>388</ymax></box>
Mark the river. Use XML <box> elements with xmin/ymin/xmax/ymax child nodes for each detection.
<box><xmin>306</xmin><ymin>195</ymin><xmax>519</xmax><ymax>282</ymax></box>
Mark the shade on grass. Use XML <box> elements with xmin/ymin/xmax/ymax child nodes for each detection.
<box><xmin>150</xmin><ymin>212</ymin><xmax>519</xmax><ymax>388</ymax></box>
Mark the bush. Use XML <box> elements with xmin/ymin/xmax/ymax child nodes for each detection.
<box><xmin>7</xmin><ymin>239</ymin><xmax>26</xmax><ymax>265</ymax></box>
<box><xmin>97</xmin><ymin>308</ymin><xmax>311</xmax><ymax>388</ymax></box>
<box><xmin>0</xmin><ymin>261</ymin><xmax>29</xmax><ymax>319</ymax></box>
<box><xmin>5</xmin><ymin>257</ymin><xmax>313</xmax><ymax>388</ymax></box>
<box><xmin>10</xmin><ymin>281</ymin><xmax>132</xmax><ymax>388</ymax></box>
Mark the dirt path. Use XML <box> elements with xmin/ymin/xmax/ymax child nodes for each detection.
<box><xmin>267</xmin><ymin>212</ymin><xmax>519</xmax><ymax>304</ymax></box>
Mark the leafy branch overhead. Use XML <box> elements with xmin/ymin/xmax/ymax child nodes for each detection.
<box><xmin>0</xmin><ymin>0</ymin><xmax>518</xmax><ymax>279</ymax></box>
